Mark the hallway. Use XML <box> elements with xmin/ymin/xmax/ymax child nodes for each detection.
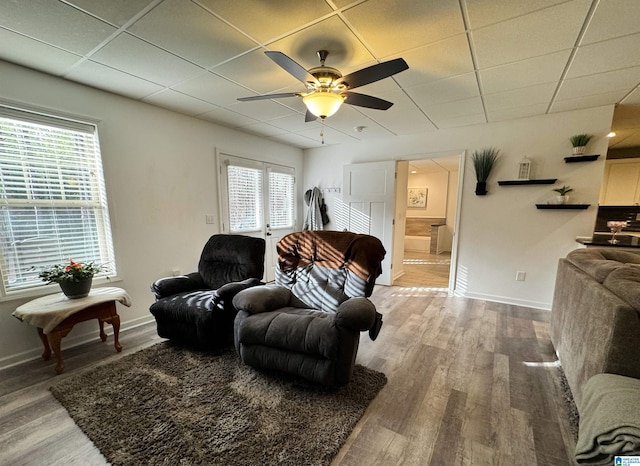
<box><xmin>393</xmin><ymin>250</ymin><xmax>451</xmax><ymax>288</ymax></box>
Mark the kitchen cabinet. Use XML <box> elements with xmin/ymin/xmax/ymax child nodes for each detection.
<box><xmin>600</xmin><ymin>158</ymin><xmax>640</xmax><ymax>205</ymax></box>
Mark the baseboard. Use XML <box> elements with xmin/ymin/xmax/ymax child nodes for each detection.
<box><xmin>460</xmin><ymin>291</ymin><xmax>551</xmax><ymax>311</ymax></box>
<box><xmin>0</xmin><ymin>315</ymin><xmax>155</xmax><ymax>371</ymax></box>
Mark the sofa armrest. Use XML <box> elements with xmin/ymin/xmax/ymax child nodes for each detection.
<box><xmin>232</xmin><ymin>284</ymin><xmax>292</xmax><ymax>314</ymax></box>
<box><xmin>335</xmin><ymin>297</ymin><xmax>376</xmax><ymax>331</ymax></box>
<box><xmin>212</xmin><ymin>278</ymin><xmax>262</xmax><ymax>308</ymax></box>
<box><xmin>150</xmin><ymin>272</ymin><xmax>205</xmax><ymax>300</ymax></box>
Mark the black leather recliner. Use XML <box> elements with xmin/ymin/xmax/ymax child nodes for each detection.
<box><xmin>232</xmin><ymin>230</ymin><xmax>385</xmax><ymax>385</ymax></box>
<box><xmin>150</xmin><ymin>234</ymin><xmax>265</xmax><ymax>349</ymax></box>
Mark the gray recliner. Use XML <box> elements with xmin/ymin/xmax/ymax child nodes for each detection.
<box><xmin>232</xmin><ymin>230</ymin><xmax>386</xmax><ymax>385</ymax></box>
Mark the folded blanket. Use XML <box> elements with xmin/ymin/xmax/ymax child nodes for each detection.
<box><xmin>575</xmin><ymin>373</ymin><xmax>640</xmax><ymax>465</ymax></box>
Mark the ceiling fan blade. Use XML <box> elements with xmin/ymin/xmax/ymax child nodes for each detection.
<box><xmin>343</xmin><ymin>92</ymin><xmax>394</xmax><ymax>110</ymax></box>
<box><xmin>305</xmin><ymin>110</ymin><xmax>317</xmax><ymax>122</ymax></box>
<box><xmin>265</xmin><ymin>51</ymin><xmax>318</xmax><ymax>85</ymax></box>
<box><xmin>338</xmin><ymin>58</ymin><xmax>408</xmax><ymax>89</ymax></box>
<box><xmin>237</xmin><ymin>92</ymin><xmax>300</xmax><ymax>102</ymax></box>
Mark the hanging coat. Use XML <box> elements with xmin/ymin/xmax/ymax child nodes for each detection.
<box><xmin>303</xmin><ymin>187</ymin><xmax>323</xmax><ymax>230</ymax></box>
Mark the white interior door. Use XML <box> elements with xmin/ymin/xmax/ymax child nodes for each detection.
<box><xmin>217</xmin><ymin>152</ymin><xmax>296</xmax><ymax>282</ymax></box>
<box><xmin>343</xmin><ymin>161</ymin><xmax>396</xmax><ymax>285</ymax></box>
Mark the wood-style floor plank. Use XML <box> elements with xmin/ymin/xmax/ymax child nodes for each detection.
<box><xmin>0</xmin><ymin>277</ymin><xmax>578</xmax><ymax>465</ymax></box>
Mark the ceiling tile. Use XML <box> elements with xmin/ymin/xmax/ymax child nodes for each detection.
<box><xmin>487</xmin><ymin>103</ymin><xmax>549</xmax><ymax>122</ymax></box>
<box><xmin>567</xmin><ymin>33</ymin><xmax>640</xmax><ymax>78</ymax></box>
<box><xmin>212</xmin><ymin>49</ymin><xmax>302</xmax><ymax>94</ymax></box>
<box><xmin>296</xmin><ymin>126</ymin><xmax>359</xmax><ymax>145</ymax></box>
<box><xmin>0</xmin><ymin>28</ymin><xmax>82</xmax><ymax>76</ymax></box>
<box><xmin>472</xmin><ymin>0</ymin><xmax>591</xmax><ymax>69</ymax></box>
<box><xmin>479</xmin><ymin>50</ymin><xmax>571</xmax><ymax>94</ymax></box>
<box><xmin>321</xmin><ymin>106</ymin><xmax>396</xmax><ymax>138</ymax></box>
<box><xmin>128</xmin><ymin>0</ymin><xmax>257</xmax><ymax>68</ymax></box>
<box><xmin>355</xmin><ymin>90</ymin><xmax>438</xmax><ymax>134</ymax></box>
<box><xmin>465</xmin><ymin>0</ymin><xmax>570</xmax><ymax>29</ymax></box>
<box><xmin>342</xmin><ymin>0</ymin><xmax>465</xmax><ymax>57</ymax></box>
<box><xmin>90</xmin><ymin>33</ymin><xmax>203</xmax><ymax>86</ymax></box>
<box><xmin>226</xmin><ymin>100</ymin><xmax>297</xmax><ymax>120</ymax></box>
<box><xmin>556</xmin><ymin>66</ymin><xmax>640</xmax><ymax>101</ymax></box>
<box><xmin>268</xmin><ymin>132</ymin><xmax>323</xmax><ymax>149</ymax></box>
<box><xmin>550</xmin><ymin>90</ymin><xmax>623</xmax><ymax>113</ymax></box>
<box><xmin>484</xmin><ymin>83</ymin><xmax>556</xmax><ymax>111</ymax></box>
<box><xmin>581</xmin><ymin>0</ymin><xmax>640</xmax><ymax>45</ymax></box>
<box><xmin>432</xmin><ymin>112</ymin><xmax>487</xmax><ymax>129</ymax></box>
<box><xmin>426</xmin><ymin>96</ymin><xmax>485</xmax><ymax>121</ymax></box>
<box><xmin>267</xmin><ymin>114</ymin><xmax>315</xmax><ymax>132</ymax></box>
<box><xmin>65</xmin><ymin>60</ymin><xmax>164</xmax><ymax>99</ymax></box>
<box><xmin>65</xmin><ymin>0</ymin><xmax>156</xmax><ymax>27</ymax></box>
<box><xmin>267</xmin><ymin>16</ymin><xmax>375</xmax><ymax>72</ymax></box>
<box><xmin>238</xmin><ymin>122</ymin><xmax>289</xmax><ymax>137</ymax></box>
<box><xmin>608</xmin><ymin>129</ymin><xmax>640</xmax><ymax>148</ymax></box>
<box><xmin>406</xmin><ymin>73</ymin><xmax>480</xmax><ymax>107</ymax></box>
<box><xmin>173</xmin><ymin>71</ymin><xmax>259</xmax><ymax>107</ymax></box>
<box><xmin>197</xmin><ymin>0</ymin><xmax>334</xmax><ymax>44</ymax></box>
<box><xmin>142</xmin><ymin>89</ymin><xmax>218</xmax><ymax>115</ymax></box>
<box><xmin>0</xmin><ymin>0</ymin><xmax>117</xmax><ymax>55</ymax></box>
<box><xmin>621</xmin><ymin>89</ymin><xmax>640</xmax><ymax>106</ymax></box>
<box><xmin>394</xmin><ymin>34</ymin><xmax>475</xmax><ymax>87</ymax></box>
<box><xmin>197</xmin><ymin>107</ymin><xmax>258</xmax><ymax>127</ymax></box>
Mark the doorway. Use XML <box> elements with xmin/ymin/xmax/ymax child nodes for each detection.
<box><xmin>392</xmin><ymin>155</ymin><xmax>460</xmax><ymax>289</ymax></box>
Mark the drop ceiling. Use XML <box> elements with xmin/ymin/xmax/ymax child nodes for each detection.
<box><xmin>1</xmin><ymin>0</ymin><xmax>640</xmax><ymax>150</ymax></box>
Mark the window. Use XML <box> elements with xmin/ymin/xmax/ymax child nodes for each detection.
<box><xmin>227</xmin><ymin>164</ymin><xmax>263</xmax><ymax>232</ymax></box>
<box><xmin>0</xmin><ymin>105</ymin><xmax>116</xmax><ymax>297</ymax></box>
<box><xmin>268</xmin><ymin>168</ymin><xmax>295</xmax><ymax>229</ymax></box>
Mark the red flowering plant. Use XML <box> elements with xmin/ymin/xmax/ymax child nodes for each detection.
<box><xmin>38</xmin><ymin>259</ymin><xmax>104</xmax><ymax>284</ymax></box>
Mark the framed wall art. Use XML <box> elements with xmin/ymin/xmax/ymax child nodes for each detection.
<box><xmin>407</xmin><ymin>187</ymin><xmax>427</xmax><ymax>208</ymax></box>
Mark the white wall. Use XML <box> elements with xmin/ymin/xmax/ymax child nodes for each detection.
<box><xmin>407</xmin><ymin>171</ymin><xmax>448</xmax><ymax>218</ymax></box>
<box><xmin>0</xmin><ymin>61</ymin><xmax>304</xmax><ymax>368</ymax></box>
<box><xmin>303</xmin><ymin>106</ymin><xmax>615</xmax><ymax>309</ymax></box>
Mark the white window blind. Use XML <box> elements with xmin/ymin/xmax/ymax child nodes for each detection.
<box><xmin>227</xmin><ymin>164</ymin><xmax>263</xmax><ymax>232</ymax></box>
<box><xmin>0</xmin><ymin>106</ymin><xmax>116</xmax><ymax>295</ymax></box>
<box><xmin>268</xmin><ymin>169</ymin><xmax>294</xmax><ymax>229</ymax></box>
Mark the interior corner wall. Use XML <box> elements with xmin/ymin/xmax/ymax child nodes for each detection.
<box><xmin>302</xmin><ymin>105</ymin><xmax>615</xmax><ymax>310</ymax></box>
<box><xmin>0</xmin><ymin>60</ymin><xmax>304</xmax><ymax>369</ymax></box>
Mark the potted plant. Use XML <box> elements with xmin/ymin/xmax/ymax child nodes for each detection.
<box><xmin>471</xmin><ymin>148</ymin><xmax>501</xmax><ymax>195</ymax></box>
<box><xmin>39</xmin><ymin>259</ymin><xmax>104</xmax><ymax>299</ymax></box>
<box><xmin>569</xmin><ymin>134</ymin><xmax>592</xmax><ymax>155</ymax></box>
<box><xmin>553</xmin><ymin>185</ymin><xmax>573</xmax><ymax>204</ymax></box>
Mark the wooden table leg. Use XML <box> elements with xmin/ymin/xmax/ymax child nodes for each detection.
<box><xmin>48</xmin><ymin>330</ymin><xmax>65</xmax><ymax>374</ymax></box>
<box><xmin>100</xmin><ymin>314</ymin><xmax>122</xmax><ymax>352</ymax></box>
<box><xmin>99</xmin><ymin>319</ymin><xmax>107</xmax><ymax>342</ymax></box>
<box><xmin>37</xmin><ymin>327</ymin><xmax>52</xmax><ymax>361</ymax></box>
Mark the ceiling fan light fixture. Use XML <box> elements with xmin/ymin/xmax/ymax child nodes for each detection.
<box><xmin>303</xmin><ymin>91</ymin><xmax>345</xmax><ymax>119</ymax></box>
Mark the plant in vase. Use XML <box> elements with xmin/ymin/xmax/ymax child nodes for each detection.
<box><xmin>39</xmin><ymin>259</ymin><xmax>104</xmax><ymax>299</ymax></box>
<box><xmin>471</xmin><ymin>148</ymin><xmax>501</xmax><ymax>195</ymax></box>
<box><xmin>552</xmin><ymin>185</ymin><xmax>573</xmax><ymax>204</ymax></box>
<box><xmin>569</xmin><ymin>134</ymin><xmax>592</xmax><ymax>155</ymax></box>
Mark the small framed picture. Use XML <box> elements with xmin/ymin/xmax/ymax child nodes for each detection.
<box><xmin>407</xmin><ymin>187</ymin><xmax>427</xmax><ymax>208</ymax></box>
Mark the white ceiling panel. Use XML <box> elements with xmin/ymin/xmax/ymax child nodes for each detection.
<box><xmin>472</xmin><ymin>0</ymin><xmax>591</xmax><ymax>69</ymax></box>
<box><xmin>90</xmin><ymin>33</ymin><xmax>203</xmax><ymax>86</ymax></box>
<box><xmin>568</xmin><ymin>33</ymin><xmax>640</xmax><ymax>78</ymax></box>
<box><xmin>1</xmin><ymin>0</ymin><xmax>640</xmax><ymax>149</ymax></box>
<box><xmin>480</xmin><ymin>50</ymin><xmax>571</xmax><ymax>94</ymax></box>
<box><xmin>395</xmin><ymin>34</ymin><xmax>475</xmax><ymax>87</ymax></box>
<box><xmin>172</xmin><ymin>71</ymin><xmax>258</xmax><ymax>107</ymax></box>
<box><xmin>581</xmin><ymin>0</ymin><xmax>640</xmax><ymax>45</ymax></box>
<box><xmin>129</xmin><ymin>0</ymin><xmax>257</xmax><ymax>68</ymax></box>
<box><xmin>342</xmin><ymin>0</ymin><xmax>465</xmax><ymax>57</ymax></box>
<box><xmin>197</xmin><ymin>0</ymin><xmax>333</xmax><ymax>44</ymax></box>
<box><xmin>66</xmin><ymin>60</ymin><xmax>164</xmax><ymax>99</ymax></box>
<box><xmin>0</xmin><ymin>29</ymin><xmax>82</xmax><ymax>76</ymax></box>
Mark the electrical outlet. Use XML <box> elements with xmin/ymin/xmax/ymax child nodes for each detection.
<box><xmin>172</xmin><ymin>269</ymin><xmax>181</xmax><ymax>277</ymax></box>
<box><xmin>516</xmin><ymin>271</ymin><xmax>526</xmax><ymax>281</ymax></box>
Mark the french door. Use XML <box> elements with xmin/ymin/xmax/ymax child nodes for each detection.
<box><xmin>217</xmin><ymin>152</ymin><xmax>296</xmax><ymax>282</ymax></box>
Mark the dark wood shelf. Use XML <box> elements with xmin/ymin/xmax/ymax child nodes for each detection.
<box><xmin>564</xmin><ymin>154</ymin><xmax>600</xmax><ymax>163</ymax></box>
<box><xmin>536</xmin><ymin>204</ymin><xmax>591</xmax><ymax>210</ymax></box>
<box><xmin>498</xmin><ymin>179</ymin><xmax>557</xmax><ymax>186</ymax></box>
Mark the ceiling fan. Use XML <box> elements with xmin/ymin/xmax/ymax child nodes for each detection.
<box><xmin>237</xmin><ymin>50</ymin><xmax>409</xmax><ymax>122</ymax></box>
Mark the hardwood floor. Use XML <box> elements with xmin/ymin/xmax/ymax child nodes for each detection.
<box><xmin>0</xmin><ymin>287</ymin><xmax>577</xmax><ymax>466</ymax></box>
<box><xmin>393</xmin><ymin>250</ymin><xmax>451</xmax><ymax>288</ymax></box>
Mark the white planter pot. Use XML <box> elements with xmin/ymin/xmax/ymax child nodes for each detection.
<box><xmin>556</xmin><ymin>195</ymin><xmax>570</xmax><ymax>204</ymax></box>
<box><xmin>572</xmin><ymin>146</ymin><xmax>586</xmax><ymax>155</ymax></box>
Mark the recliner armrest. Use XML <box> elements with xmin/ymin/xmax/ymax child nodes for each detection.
<box><xmin>233</xmin><ymin>284</ymin><xmax>292</xmax><ymax>314</ymax></box>
<box><xmin>213</xmin><ymin>278</ymin><xmax>262</xmax><ymax>307</ymax></box>
<box><xmin>150</xmin><ymin>272</ymin><xmax>206</xmax><ymax>300</ymax></box>
<box><xmin>335</xmin><ymin>297</ymin><xmax>376</xmax><ymax>331</ymax></box>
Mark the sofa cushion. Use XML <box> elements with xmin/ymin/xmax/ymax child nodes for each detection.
<box><xmin>566</xmin><ymin>248</ymin><xmax>640</xmax><ymax>283</ymax></box>
<box><xmin>604</xmin><ymin>265</ymin><xmax>640</xmax><ymax>312</ymax></box>
<box><xmin>277</xmin><ymin>264</ymin><xmax>350</xmax><ymax>313</ymax></box>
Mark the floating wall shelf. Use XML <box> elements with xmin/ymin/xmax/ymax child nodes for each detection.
<box><xmin>498</xmin><ymin>179</ymin><xmax>557</xmax><ymax>186</ymax></box>
<box><xmin>564</xmin><ymin>155</ymin><xmax>600</xmax><ymax>163</ymax></box>
<box><xmin>536</xmin><ymin>204</ymin><xmax>591</xmax><ymax>210</ymax></box>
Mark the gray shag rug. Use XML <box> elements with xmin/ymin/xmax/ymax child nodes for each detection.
<box><xmin>50</xmin><ymin>342</ymin><xmax>387</xmax><ymax>466</ymax></box>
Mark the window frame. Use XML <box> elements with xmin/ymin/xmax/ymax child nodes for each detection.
<box><xmin>0</xmin><ymin>101</ymin><xmax>118</xmax><ymax>301</ymax></box>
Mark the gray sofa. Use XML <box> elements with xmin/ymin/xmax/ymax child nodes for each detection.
<box><xmin>550</xmin><ymin>248</ymin><xmax>640</xmax><ymax>411</ymax></box>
